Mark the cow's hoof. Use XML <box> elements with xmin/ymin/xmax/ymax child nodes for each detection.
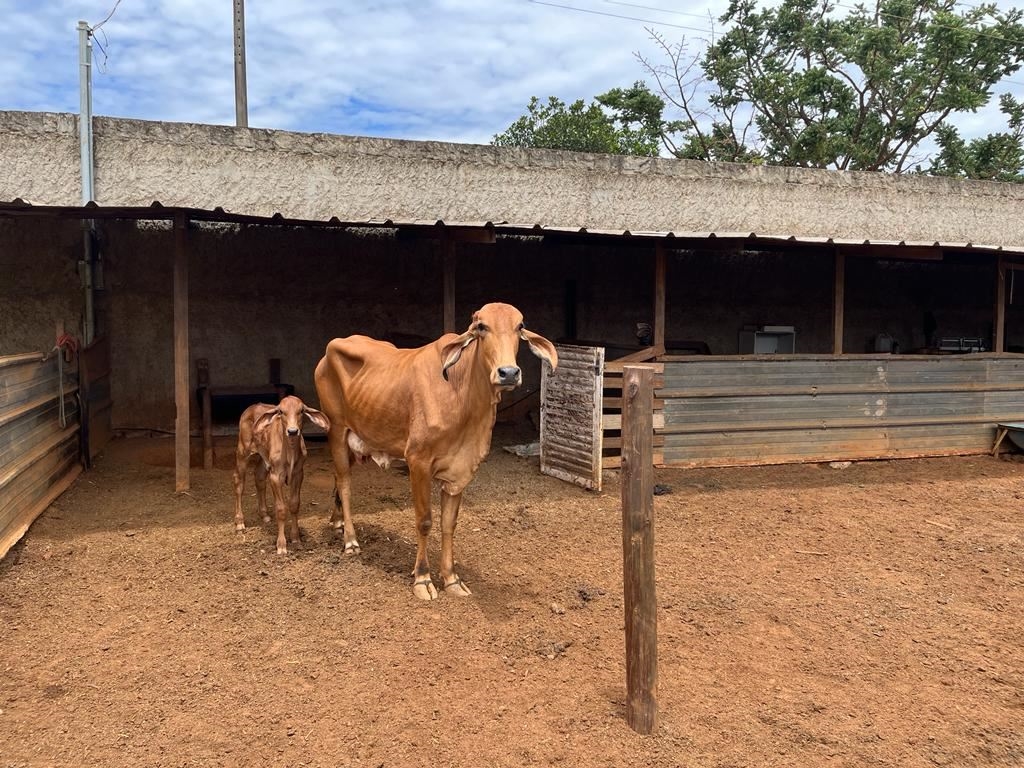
<box><xmin>235</xmin><ymin>522</ymin><xmax>245</xmax><ymax>532</ymax></box>
<box><xmin>262</xmin><ymin>515</ymin><xmax>272</xmax><ymax>524</ymax></box>
<box><xmin>276</xmin><ymin>546</ymin><xmax>288</xmax><ymax>555</ymax></box>
<box><xmin>444</xmin><ymin>577</ymin><xmax>472</xmax><ymax>597</ymax></box>
<box><xmin>413</xmin><ymin>578</ymin><xmax>438</xmax><ymax>601</ymax></box>
<box><xmin>344</xmin><ymin>539</ymin><xmax>361</xmax><ymax>555</ymax></box>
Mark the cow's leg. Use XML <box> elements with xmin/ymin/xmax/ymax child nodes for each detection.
<box><xmin>288</xmin><ymin>467</ymin><xmax>304</xmax><ymax>551</ymax></box>
<box><xmin>326</xmin><ymin>427</ymin><xmax>360</xmax><ymax>554</ymax></box>
<box><xmin>232</xmin><ymin>453</ymin><xmax>248</xmax><ymax>531</ymax></box>
<box><xmin>270</xmin><ymin>473</ymin><xmax>289</xmax><ymax>555</ymax></box>
<box><xmin>409</xmin><ymin>462</ymin><xmax>438</xmax><ymax>601</ymax></box>
<box><xmin>440</xmin><ymin>490</ymin><xmax>472</xmax><ymax>596</ymax></box>
<box><xmin>254</xmin><ymin>461</ymin><xmax>271</xmax><ymax>523</ymax></box>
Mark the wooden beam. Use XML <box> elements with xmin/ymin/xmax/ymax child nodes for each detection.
<box><xmin>620</xmin><ymin>365</ymin><xmax>658</xmax><ymax>735</ymax></box>
<box><xmin>995</xmin><ymin>255</ymin><xmax>1006</xmax><ymax>353</ymax></box>
<box><xmin>653</xmin><ymin>243</ymin><xmax>666</xmax><ymax>352</ymax></box>
<box><xmin>173</xmin><ymin>213</ymin><xmax>190</xmax><ymax>492</ymax></box>
<box><xmin>442</xmin><ymin>237</ymin><xmax>456</xmax><ymax>333</ymax></box>
<box><xmin>832</xmin><ymin>248</ymin><xmax>845</xmax><ymax>354</ymax></box>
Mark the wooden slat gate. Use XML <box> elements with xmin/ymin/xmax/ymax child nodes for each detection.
<box><xmin>0</xmin><ymin>352</ymin><xmax>83</xmax><ymax>559</ymax></box>
<box><xmin>540</xmin><ymin>344</ymin><xmax>605</xmax><ymax>491</ymax></box>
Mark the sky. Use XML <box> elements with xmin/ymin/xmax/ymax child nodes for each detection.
<box><xmin>2</xmin><ymin>0</ymin><xmax>1023</xmax><ymax>157</ymax></box>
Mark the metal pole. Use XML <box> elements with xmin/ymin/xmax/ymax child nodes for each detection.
<box><xmin>78</xmin><ymin>21</ymin><xmax>94</xmax><ymax>203</ymax></box>
<box><xmin>233</xmin><ymin>0</ymin><xmax>248</xmax><ymax>127</ymax></box>
<box><xmin>78</xmin><ymin>20</ymin><xmax>96</xmax><ymax>345</ymax></box>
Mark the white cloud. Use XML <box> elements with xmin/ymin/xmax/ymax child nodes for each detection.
<box><xmin>2</xmin><ymin>0</ymin><xmax>1023</xmax><ymax>158</ymax></box>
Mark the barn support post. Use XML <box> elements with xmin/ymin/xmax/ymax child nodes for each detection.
<box><xmin>620</xmin><ymin>364</ymin><xmax>658</xmax><ymax>734</ymax></box>
<box><xmin>832</xmin><ymin>248</ymin><xmax>845</xmax><ymax>354</ymax></box>
<box><xmin>995</xmin><ymin>256</ymin><xmax>1006</xmax><ymax>353</ymax></box>
<box><xmin>173</xmin><ymin>213</ymin><xmax>191</xmax><ymax>492</ymax></box>
<box><xmin>653</xmin><ymin>243</ymin><xmax>666</xmax><ymax>353</ymax></box>
<box><xmin>442</xmin><ymin>235</ymin><xmax>456</xmax><ymax>333</ymax></box>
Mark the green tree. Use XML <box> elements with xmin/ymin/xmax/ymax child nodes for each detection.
<box><xmin>492</xmin><ymin>86</ymin><xmax>662</xmax><ymax>156</ymax></box>
<box><xmin>643</xmin><ymin>0</ymin><xmax>1024</xmax><ymax>172</ymax></box>
<box><xmin>930</xmin><ymin>94</ymin><xmax>1024</xmax><ymax>182</ymax></box>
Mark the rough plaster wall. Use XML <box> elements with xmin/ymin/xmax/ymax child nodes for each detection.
<box><xmin>0</xmin><ymin>218</ymin><xmax>84</xmax><ymax>355</ymax></box>
<box><xmin>4</xmin><ymin>110</ymin><xmax>1024</xmax><ymax>247</ymax></box>
<box><xmin>0</xmin><ymin>113</ymin><xmax>80</xmax><ymax>206</ymax></box>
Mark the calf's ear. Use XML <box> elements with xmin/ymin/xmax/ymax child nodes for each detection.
<box><xmin>441</xmin><ymin>330</ymin><xmax>477</xmax><ymax>381</ymax></box>
<box><xmin>253</xmin><ymin>409</ymin><xmax>280</xmax><ymax>434</ymax></box>
<box><xmin>303</xmin><ymin>406</ymin><xmax>331</xmax><ymax>431</ymax></box>
<box><xmin>521</xmin><ymin>329</ymin><xmax>558</xmax><ymax>372</ymax></box>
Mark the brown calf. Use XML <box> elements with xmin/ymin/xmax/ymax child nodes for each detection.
<box><xmin>232</xmin><ymin>395</ymin><xmax>330</xmax><ymax>554</ymax></box>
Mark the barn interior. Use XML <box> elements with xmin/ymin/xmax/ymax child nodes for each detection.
<box><xmin>4</xmin><ymin>204</ymin><xmax>1024</xmax><ymax>435</ymax></box>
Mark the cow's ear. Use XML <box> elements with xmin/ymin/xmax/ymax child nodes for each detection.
<box><xmin>522</xmin><ymin>329</ymin><xmax>558</xmax><ymax>372</ymax></box>
<box><xmin>253</xmin><ymin>408</ymin><xmax>280</xmax><ymax>434</ymax></box>
<box><xmin>303</xmin><ymin>406</ymin><xmax>330</xmax><ymax>432</ymax></box>
<box><xmin>441</xmin><ymin>330</ymin><xmax>477</xmax><ymax>381</ymax></box>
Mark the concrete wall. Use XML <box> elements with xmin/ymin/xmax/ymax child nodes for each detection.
<box><xmin>4</xmin><ymin>110</ymin><xmax>1024</xmax><ymax>247</ymax></box>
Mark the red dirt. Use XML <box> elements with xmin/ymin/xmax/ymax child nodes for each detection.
<box><xmin>2</xmin><ymin>427</ymin><xmax>1023</xmax><ymax>767</ymax></box>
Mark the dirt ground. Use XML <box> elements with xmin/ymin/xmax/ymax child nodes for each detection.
<box><xmin>2</xmin><ymin>425</ymin><xmax>1023</xmax><ymax>768</ymax></box>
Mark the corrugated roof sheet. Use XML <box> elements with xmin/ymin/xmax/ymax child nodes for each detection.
<box><xmin>2</xmin><ymin>198</ymin><xmax>1022</xmax><ymax>255</ymax></box>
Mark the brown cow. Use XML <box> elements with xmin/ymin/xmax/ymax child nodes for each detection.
<box><xmin>232</xmin><ymin>395</ymin><xmax>330</xmax><ymax>554</ymax></box>
<box><xmin>314</xmin><ymin>302</ymin><xmax>558</xmax><ymax>600</ymax></box>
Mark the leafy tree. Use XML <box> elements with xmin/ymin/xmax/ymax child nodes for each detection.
<box><xmin>642</xmin><ymin>0</ymin><xmax>1024</xmax><ymax>173</ymax></box>
<box><xmin>930</xmin><ymin>94</ymin><xmax>1024</xmax><ymax>182</ymax></box>
<box><xmin>492</xmin><ymin>87</ymin><xmax>662</xmax><ymax>156</ymax></box>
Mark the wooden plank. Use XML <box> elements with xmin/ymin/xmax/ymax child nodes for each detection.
<box><xmin>603</xmin><ymin>452</ymin><xmax>664</xmax><ymax>469</ymax></box>
<box><xmin>832</xmin><ymin>248</ymin><xmax>844</xmax><ymax>354</ymax></box>
<box><xmin>79</xmin><ymin>336</ymin><xmax>112</xmax><ymax>463</ymax></box>
<box><xmin>653</xmin><ymin>243</ymin><xmax>666</xmax><ymax>352</ymax></box>
<box><xmin>620</xmin><ymin>365</ymin><xmax>657</xmax><ymax>735</ymax></box>
<box><xmin>995</xmin><ymin>256</ymin><xmax>1006</xmax><ymax>353</ymax></box>
<box><xmin>443</xmin><ymin>237</ymin><xmax>456</xmax><ymax>334</ymax></box>
<box><xmin>603</xmin><ymin>435</ymin><xmax>666</xmax><ymax>449</ymax></box>
<box><xmin>174</xmin><ymin>213</ymin><xmax>190</xmax><ymax>492</ymax></box>
<box><xmin>603</xmin><ymin>413</ymin><xmax>665</xmax><ymax>430</ymax></box>
<box><xmin>606</xmin><ymin>350</ymin><xmax>663</xmax><ymax>364</ymax></box>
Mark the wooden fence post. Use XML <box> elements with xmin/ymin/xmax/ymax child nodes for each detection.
<box><xmin>621</xmin><ymin>364</ymin><xmax>657</xmax><ymax>734</ymax></box>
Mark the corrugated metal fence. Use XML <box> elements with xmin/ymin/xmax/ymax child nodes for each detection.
<box><xmin>0</xmin><ymin>352</ymin><xmax>82</xmax><ymax>559</ymax></box>
<box><xmin>659</xmin><ymin>354</ymin><xmax>1024</xmax><ymax>467</ymax></box>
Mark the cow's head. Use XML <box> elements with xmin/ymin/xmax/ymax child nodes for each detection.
<box><xmin>254</xmin><ymin>395</ymin><xmax>331</xmax><ymax>438</ymax></box>
<box><xmin>441</xmin><ymin>303</ymin><xmax>558</xmax><ymax>389</ymax></box>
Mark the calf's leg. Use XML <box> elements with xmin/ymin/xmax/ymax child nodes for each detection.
<box><xmin>269</xmin><ymin>472</ymin><xmax>290</xmax><ymax>555</ymax></box>
<box><xmin>288</xmin><ymin>464</ymin><xmax>304</xmax><ymax>550</ymax></box>
<box><xmin>254</xmin><ymin>462</ymin><xmax>271</xmax><ymax>523</ymax></box>
<box><xmin>232</xmin><ymin>452</ymin><xmax>248</xmax><ymax>531</ymax></box>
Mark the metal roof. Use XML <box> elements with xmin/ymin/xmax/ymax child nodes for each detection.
<box><xmin>3</xmin><ymin>198</ymin><xmax>1023</xmax><ymax>256</ymax></box>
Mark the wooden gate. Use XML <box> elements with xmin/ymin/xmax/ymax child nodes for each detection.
<box><xmin>540</xmin><ymin>344</ymin><xmax>605</xmax><ymax>491</ymax></box>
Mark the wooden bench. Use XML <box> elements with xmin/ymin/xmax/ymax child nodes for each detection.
<box><xmin>992</xmin><ymin>422</ymin><xmax>1024</xmax><ymax>457</ymax></box>
<box><xmin>196</xmin><ymin>358</ymin><xmax>293</xmax><ymax>469</ymax></box>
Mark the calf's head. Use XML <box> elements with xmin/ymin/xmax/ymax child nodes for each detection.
<box><xmin>441</xmin><ymin>303</ymin><xmax>558</xmax><ymax>390</ymax></box>
<box><xmin>254</xmin><ymin>395</ymin><xmax>331</xmax><ymax>439</ymax></box>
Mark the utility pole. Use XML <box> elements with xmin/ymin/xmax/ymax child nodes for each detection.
<box><xmin>233</xmin><ymin>0</ymin><xmax>248</xmax><ymax>127</ymax></box>
<box><xmin>78</xmin><ymin>20</ymin><xmax>96</xmax><ymax>346</ymax></box>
